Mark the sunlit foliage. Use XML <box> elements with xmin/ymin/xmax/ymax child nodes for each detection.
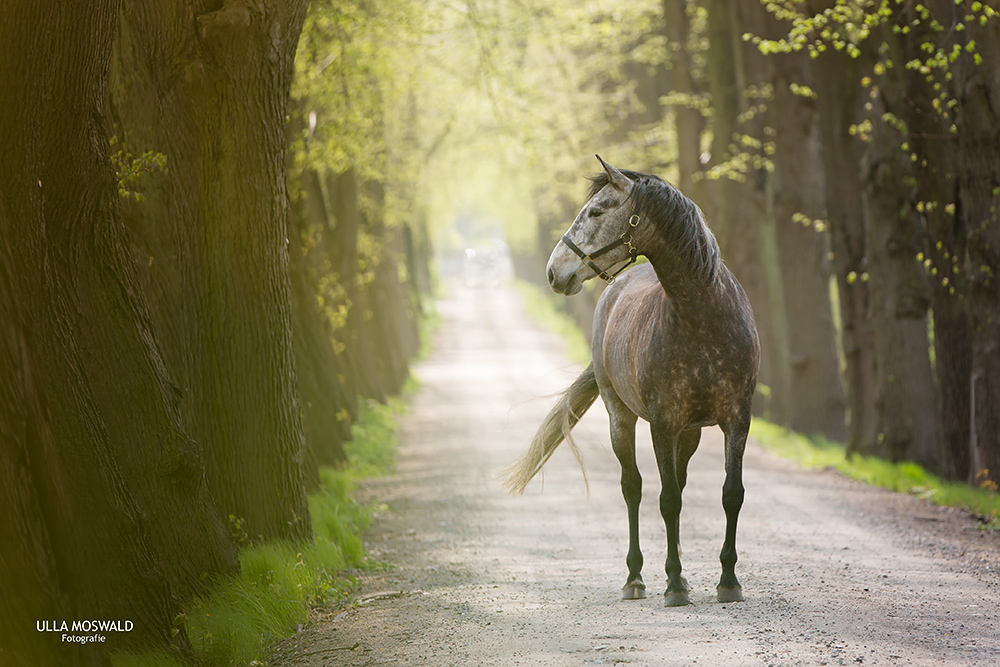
<box><xmin>294</xmin><ymin>0</ymin><xmax>675</xmax><ymax>257</ymax></box>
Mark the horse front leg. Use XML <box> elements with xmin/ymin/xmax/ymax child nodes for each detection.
<box><xmin>651</xmin><ymin>422</ymin><xmax>690</xmax><ymax>606</ymax></box>
<box><xmin>717</xmin><ymin>414</ymin><xmax>750</xmax><ymax>603</ymax></box>
<box><xmin>610</xmin><ymin>410</ymin><xmax>644</xmax><ymax>599</ymax></box>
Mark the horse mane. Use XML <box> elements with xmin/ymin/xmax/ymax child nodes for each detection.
<box><xmin>588</xmin><ymin>170</ymin><xmax>721</xmax><ymax>284</ymax></box>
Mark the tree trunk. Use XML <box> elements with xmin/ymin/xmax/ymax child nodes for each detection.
<box><xmin>705</xmin><ymin>0</ymin><xmax>778</xmax><ymax>420</ymax></box>
<box><xmin>862</xmin><ymin>69</ymin><xmax>940</xmax><ymax>464</ymax></box>
<box><xmin>886</xmin><ymin>0</ymin><xmax>971</xmax><ymax>479</ymax></box>
<box><xmin>1</xmin><ymin>0</ymin><xmax>237</xmax><ymax>656</ymax></box>
<box><xmin>763</xmin><ymin>23</ymin><xmax>846</xmax><ymax>440</ymax></box>
<box><xmin>0</xmin><ymin>209</ymin><xmax>105</xmax><ymax>667</ymax></box>
<box><xmin>806</xmin><ymin>32</ymin><xmax>878</xmax><ymax>455</ymax></box>
<box><xmin>662</xmin><ymin>0</ymin><xmax>707</xmax><ymax>206</ymax></box>
<box><xmin>328</xmin><ymin>169</ymin><xmax>392</xmax><ymax>403</ymax></box>
<box><xmin>287</xmin><ymin>171</ymin><xmax>351</xmax><ymax>475</ymax></box>
<box><xmin>363</xmin><ymin>180</ymin><xmax>418</xmax><ymax>397</ymax></box>
<box><xmin>956</xmin><ymin>18</ymin><xmax>1000</xmax><ymax>485</ymax></box>
<box><xmin>113</xmin><ymin>0</ymin><xmax>312</xmax><ymax>542</ymax></box>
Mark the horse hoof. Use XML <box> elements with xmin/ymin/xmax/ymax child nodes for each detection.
<box><xmin>622</xmin><ymin>580</ymin><xmax>646</xmax><ymax>600</ymax></box>
<box><xmin>663</xmin><ymin>590</ymin><xmax>691</xmax><ymax>607</ymax></box>
<box><xmin>717</xmin><ymin>586</ymin><xmax>744</xmax><ymax>603</ymax></box>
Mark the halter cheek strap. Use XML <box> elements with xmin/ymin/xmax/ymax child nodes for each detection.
<box><xmin>561</xmin><ymin>214</ymin><xmax>640</xmax><ymax>284</ymax></box>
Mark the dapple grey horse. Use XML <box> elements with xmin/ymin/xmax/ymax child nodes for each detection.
<box><xmin>504</xmin><ymin>156</ymin><xmax>760</xmax><ymax>606</ymax></box>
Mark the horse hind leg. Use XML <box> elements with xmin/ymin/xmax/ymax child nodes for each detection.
<box><xmin>717</xmin><ymin>414</ymin><xmax>750</xmax><ymax>603</ymax></box>
<box><xmin>609</xmin><ymin>406</ymin><xmax>643</xmax><ymax>600</ymax></box>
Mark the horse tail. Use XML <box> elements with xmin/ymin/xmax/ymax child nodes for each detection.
<box><xmin>501</xmin><ymin>363</ymin><xmax>599</xmax><ymax>495</ymax></box>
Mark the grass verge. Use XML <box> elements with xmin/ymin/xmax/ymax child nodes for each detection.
<box><xmin>750</xmin><ymin>419</ymin><xmax>1000</xmax><ymax>531</ymax></box>
<box><xmin>112</xmin><ymin>396</ymin><xmax>405</xmax><ymax>667</ymax></box>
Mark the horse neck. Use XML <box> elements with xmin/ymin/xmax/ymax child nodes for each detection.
<box><xmin>640</xmin><ymin>216</ymin><xmax>721</xmax><ymax>306</ymax></box>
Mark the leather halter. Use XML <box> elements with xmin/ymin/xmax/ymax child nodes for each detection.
<box><xmin>560</xmin><ymin>214</ymin><xmax>640</xmax><ymax>284</ymax></box>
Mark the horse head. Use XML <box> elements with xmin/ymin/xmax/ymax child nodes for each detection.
<box><xmin>546</xmin><ymin>155</ymin><xmax>641</xmax><ymax>295</ymax></box>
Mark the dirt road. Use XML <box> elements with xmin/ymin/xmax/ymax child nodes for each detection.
<box><xmin>274</xmin><ymin>284</ymin><xmax>1000</xmax><ymax>667</ymax></box>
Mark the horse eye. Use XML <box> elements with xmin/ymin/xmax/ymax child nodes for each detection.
<box><xmin>588</xmin><ymin>208</ymin><xmax>603</xmax><ymax>218</ymax></box>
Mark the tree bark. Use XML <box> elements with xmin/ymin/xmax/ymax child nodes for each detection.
<box><xmin>362</xmin><ymin>180</ymin><xmax>419</xmax><ymax>397</ymax></box>
<box><xmin>705</xmin><ymin>0</ymin><xmax>778</xmax><ymax>419</ymax></box>
<box><xmin>662</xmin><ymin>0</ymin><xmax>707</xmax><ymax>206</ymax></box>
<box><xmin>113</xmin><ymin>0</ymin><xmax>312</xmax><ymax>542</ymax></box>
<box><xmin>1</xmin><ymin>0</ymin><xmax>237</xmax><ymax>656</ymax></box>
<box><xmin>956</xmin><ymin>17</ymin><xmax>1000</xmax><ymax>485</ymax></box>
<box><xmin>862</xmin><ymin>57</ymin><xmax>940</xmax><ymax>464</ymax></box>
<box><xmin>886</xmin><ymin>0</ymin><xmax>971</xmax><ymax>479</ymax></box>
<box><xmin>806</xmin><ymin>28</ymin><xmax>879</xmax><ymax>456</ymax></box>
<box><xmin>328</xmin><ymin>169</ymin><xmax>393</xmax><ymax>402</ymax></box>
<box><xmin>0</xmin><ymin>205</ymin><xmax>106</xmax><ymax>667</ymax></box>
<box><xmin>764</xmin><ymin>24</ymin><xmax>846</xmax><ymax>440</ymax></box>
<box><xmin>287</xmin><ymin>171</ymin><xmax>351</xmax><ymax>475</ymax></box>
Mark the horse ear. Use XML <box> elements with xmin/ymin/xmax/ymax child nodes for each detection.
<box><xmin>596</xmin><ymin>154</ymin><xmax>631</xmax><ymax>192</ymax></box>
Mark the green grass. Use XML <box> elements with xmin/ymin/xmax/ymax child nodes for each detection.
<box><xmin>513</xmin><ymin>279</ymin><xmax>591</xmax><ymax>364</ymax></box>
<box><xmin>112</xmin><ymin>393</ymin><xmax>404</xmax><ymax>667</ymax></box>
<box><xmin>345</xmin><ymin>396</ymin><xmax>406</xmax><ymax>477</ymax></box>
<box><xmin>750</xmin><ymin>419</ymin><xmax>1000</xmax><ymax>530</ymax></box>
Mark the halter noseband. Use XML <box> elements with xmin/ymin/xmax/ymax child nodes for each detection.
<box><xmin>560</xmin><ymin>214</ymin><xmax>640</xmax><ymax>284</ymax></box>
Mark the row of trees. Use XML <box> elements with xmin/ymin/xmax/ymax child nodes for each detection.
<box><xmin>1</xmin><ymin>0</ymin><xmax>428</xmax><ymax>664</ymax></box>
<box><xmin>695</xmin><ymin>0</ymin><xmax>997</xmax><ymax>484</ymax></box>
<box><xmin>710</xmin><ymin>0</ymin><xmax>999</xmax><ymax>486</ymax></box>
<box><xmin>508</xmin><ymin>0</ymin><xmax>998</xmax><ymax>487</ymax></box>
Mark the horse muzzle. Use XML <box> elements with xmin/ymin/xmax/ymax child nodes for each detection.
<box><xmin>545</xmin><ymin>244</ymin><xmax>586</xmax><ymax>295</ymax></box>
